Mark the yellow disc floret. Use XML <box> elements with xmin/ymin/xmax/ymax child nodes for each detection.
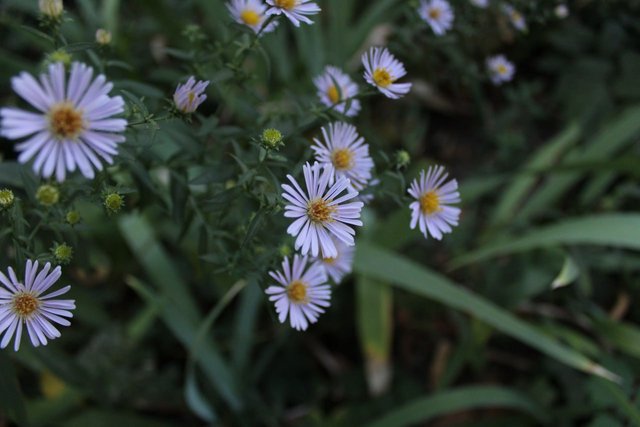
<box><xmin>49</xmin><ymin>102</ymin><xmax>84</xmax><ymax>140</ymax></box>
<box><xmin>307</xmin><ymin>198</ymin><xmax>335</xmax><ymax>223</ymax></box>
<box><xmin>331</xmin><ymin>148</ymin><xmax>354</xmax><ymax>171</ymax></box>
<box><xmin>240</xmin><ymin>9</ymin><xmax>261</xmax><ymax>26</ymax></box>
<box><xmin>373</xmin><ymin>68</ymin><xmax>394</xmax><ymax>88</ymax></box>
<box><xmin>287</xmin><ymin>280</ymin><xmax>308</xmax><ymax>303</ymax></box>
<box><xmin>12</xmin><ymin>293</ymin><xmax>40</xmax><ymax>319</ymax></box>
<box><xmin>419</xmin><ymin>191</ymin><xmax>441</xmax><ymax>215</ymax></box>
<box><xmin>275</xmin><ymin>0</ymin><xmax>296</xmax><ymax>10</ymax></box>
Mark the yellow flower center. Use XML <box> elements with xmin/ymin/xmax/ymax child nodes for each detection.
<box><xmin>327</xmin><ymin>85</ymin><xmax>341</xmax><ymax>104</ymax></box>
<box><xmin>419</xmin><ymin>191</ymin><xmax>441</xmax><ymax>215</ymax></box>
<box><xmin>287</xmin><ymin>280</ymin><xmax>308</xmax><ymax>303</ymax></box>
<box><xmin>496</xmin><ymin>64</ymin><xmax>508</xmax><ymax>75</ymax></box>
<box><xmin>275</xmin><ymin>0</ymin><xmax>296</xmax><ymax>9</ymax></box>
<box><xmin>322</xmin><ymin>257</ymin><xmax>336</xmax><ymax>265</ymax></box>
<box><xmin>307</xmin><ymin>198</ymin><xmax>335</xmax><ymax>223</ymax></box>
<box><xmin>49</xmin><ymin>102</ymin><xmax>84</xmax><ymax>139</ymax></box>
<box><xmin>511</xmin><ymin>11</ymin><xmax>522</xmax><ymax>23</ymax></box>
<box><xmin>428</xmin><ymin>7</ymin><xmax>441</xmax><ymax>19</ymax></box>
<box><xmin>240</xmin><ymin>9</ymin><xmax>261</xmax><ymax>26</ymax></box>
<box><xmin>373</xmin><ymin>68</ymin><xmax>394</xmax><ymax>88</ymax></box>
<box><xmin>12</xmin><ymin>293</ymin><xmax>40</xmax><ymax>319</ymax></box>
<box><xmin>331</xmin><ymin>148</ymin><xmax>354</xmax><ymax>171</ymax></box>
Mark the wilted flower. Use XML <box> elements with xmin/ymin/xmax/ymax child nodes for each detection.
<box><xmin>104</xmin><ymin>191</ymin><xmax>124</xmax><ymax>214</ymax></box>
<box><xmin>313</xmin><ymin>66</ymin><xmax>361</xmax><ymax>117</ymax></box>
<box><xmin>408</xmin><ymin>165</ymin><xmax>461</xmax><ymax>240</ymax></box>
<box><xmin>265</xmin><ymin>0</ymin><xmax>321</xmax><ymax>27</ymax></box>
<box><xmin>311</xmin><ymin>122</ymin><xmax>373</xmax><ymax>190</ymax></box>
<box><xmin>173</xmin><ymin>77</ymin><xmax>209</xmax><ymax>114</ymax></box>
<box><xmin>39</xmin><ymin>0</ymin><xmax>63</xmax><ymax>18</ymax></box>
<box><xmin>265</xmin><ymin>255</ymin><xmax>331</xmax><ymax>331</ymax></box>
<box><xmin>282</xmin><ymin>162</ymin><xmax>363</xmax><ymax>258</ymax></box>
<box><xmin>36</xmin><ymin>185</ymin><xmax>59</xmax><ymax>207</ymax></box>
<box><xmin>95</xmin><ymin>29</ymin><xmax>112</xmax><ymax>45</ymax></box>
<box><xmin>261</xmin><ymin>128</ymin><xmax>284</xmax><ymax>150</ymax></box>
<box><xmin>503</xmin><ymin>4</ymin><xmax>527</xmax><ymax>32</ymax></box>
<box><xmin>0</xmin><ymin>189</ymin><xmax>14</xmax><ymax>210</ymax></box>
<box><xmin>470</xmin><ymin>0</ymin><xmax>489</xmax><ymax>8</ymax></box>
<box><xmin>362</xmin><ymin>47</ymin><xmax>412</xmax><ymax>99</ymax></box>
<box><xmin>0</xmin><ymin>260</ymin><xmax>76</xmax><ymax>351</ymax></box>
<box><xmin>0</xmin><ymin>62</ymin><xmax>127</xmax><ymax>181</ymax></box>
<box><xmin>314</xmin><ymin>237</ymin><xmax>354</xmax><ymax>284</ymax></box>
<box><xmin>52</xmin><ymin>243</ymin><xmax>73</xmax><ymax>265</ymax></box>
<box><xmin>227</xmin><ymin>0</ymin><xmax>279</xmax><ymax>34</ymax></box>
<box><xmin>418</xmin><ymin>0</ymin><xmax>455</xmax><ymax>36</ymax></box>
<box><xmin>486</xmin><ymin>54</ymin><xmax>515</xmax><ymax>85</ymax></box>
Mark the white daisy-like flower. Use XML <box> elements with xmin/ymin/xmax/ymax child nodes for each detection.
<box><xmin>311</xmin><ymin>122</ymin><xmax>374</xmax><ymax>190</ymax></box>
<box><xmin>418</xmin><ymin>0</ymin><xmax>455</xmax><ymax>36</ymax></box>
<box><xmin>502</xmin><ymin>4</ymin><xmax>527</xmax><ymax>32</ymax></box>
<box><xmin>173</xmin><ymin>76</ymin><xmax>209</xmax><ymax>114</ymax></box>
<box><xmin>486</xmin><ymin>55</ymin><xmax>515</xmax><ymax>85</ymax></box>
<box><xmin>313</xmin><ymin>66</ymin><xmax>361</xmax><ymax>117</ymax></box>
<box><xmin>314</xmin><ymin>237</ymin><xmax>354</xmax><ymax>284</ymax></box>
<box><xmin>0</xmin><ymin>260</ymin><xmax>75</xmax><ymax>351</ymax></box>
<box><xmin>265</xmin><ymin>0</ymin><xmax>321</xmax><ymax>27</ymax></box>
<box><xmin>227</xmin><ymin>0</ymin><xmax>279</xmax><ymax>34</ymax></box>
<box><xmin>470</xmin><ymin>0</ymin><xmax>489</xmax><ymax>8</ymax></box>
<box><xmin>282</xmin><ymin>162</ymin><xmax>364</xmax><ymax>258</ymax></box>
<box><xmin>408</xmin><ymin>165</ymin><xmax>461</xmax><ymax>240</ymax></box>
<box><xmin>265</xmin><ymin>255</ymin><xmax>331</xmax><ymax>331</ymax></box>
<box><xmin>0</xmin><ymin>62</ymin><xmax>126</xmax><ymax>182</ymax></box>
<box><xmin>362</xmin><ymin>47</ymin><xmax>412</xmax><ymax>99</ymax></box>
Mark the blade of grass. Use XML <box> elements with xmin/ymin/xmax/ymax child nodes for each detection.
<box><xmin>355</xmin><ymin>242</ymin><xmax>619</xmax><ymax>381</ymax></box>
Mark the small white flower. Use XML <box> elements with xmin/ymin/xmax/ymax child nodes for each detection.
<box><xmin>486</xmin><ymin>54</ymin><xmax>515</xmax><ymax>85</ymax></box>
<box><xmin>0</xmin><ymin>62</ymin><xmax>127</xmax><ymax>182</ymax></box>
<box><xmin>314</xmin><ymin>237</ymin><xmax>354</xmax><ymax>284</ymax></box>
<box><xmin>0</xmin><ymin>260</ymin><xmax>75</xmax><ymax>351</ymax></box>
<box><xmin>555</xmin><ymin>4</ymin><xmax>569</xmax><ymax>19</ymax></box>
<box><xmin>503</xmin><ymin>4</ymin><xmax>527</xmax><ymax>32</ymax></box>
<box><xmin>418</xmin><ymin>0</ymin><xmax>455</xmax><ymax>36</ymax></box>
<box><xmin>227</xmin><ymin>0</ymin><xmax>279</xmax><ymax>34</ymax></box>
<box><xmin>266</xmin><ymin>255</ymin><xmax>331</xmax><ymax>331</ymax></box>
<box><xmin>39</xmin><ymin>0</ymin><xmax>63</xmax><ymax>18</ymax></box>
<box><xmin>470</xmin><ymin>0</ymin><xmax>489</xmax><ymax>8</ymax></box>
<box><xmin>173</xmin><ymin>76</ymin><xmax>209</xmax><ymax>114</ymax></box>
<box><xmin>313</xmin><ymin>66</ymin><xmax>361</xmax><ymax>117</ymax></box>
<box><xmin>362</xmin><ymin>47</ymin><xmax>412</xmax><ymax>99</ymax></box>
<box><xmin>408</xmin><ymin>165</ymin><xmax>461</xmax><ymax>240</ymax></box>
<box><xmin>282</xmin><ymin>162</ymin><xmax>364</xmax><ymax>258</ymax></box>
<box><xmin>265</xmin><ymin>0</ymin><xmax>321</xmax><ymax>27</ymax></box>
<box><xmin>311</xmin><ymin>122</ymin><xmax>374</xmax><ymax>190</ymax></box>
<box><xmin>95</xmin><ymin>28</ymin><xmax>112</xmax><ymax>45</ymax></box>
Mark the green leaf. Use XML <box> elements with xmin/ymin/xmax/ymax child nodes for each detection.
<box><xmin>0</xmin><ymin>352</ymin><xmax>29</xmax><ymax>426</ymax></box>
<box><xmin>453</xmin><ymin>214</ymin><xmax>640</xmax><ymax>267</ymax></box>
<box><xmin>368</xmin><ymin>386</ymin><xmax>547</xmax><ymax>427</ymax></box>
<box><xmin>354</xmin><ymin>242</ymin><xmax>618</xmax><ymax>381</ymax></box>
<box><xmin>551</xmin><ymin>255</ymin><xmax>580</xmax><ymax>289</ymax></box>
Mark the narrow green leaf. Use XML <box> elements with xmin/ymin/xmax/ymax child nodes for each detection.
<box><xmin>355</xmin><ymin>243</ymin><xmax>618</xmax><ymax>381</ymax></box>
<box><xmin>368</xmin><ymin>386</ymin><xmax>547</xmax><ymax>427</ymax></box>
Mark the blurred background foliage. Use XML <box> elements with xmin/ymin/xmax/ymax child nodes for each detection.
<box><xmin>1</xmin><ymin>0</ymin><xmax>640</xmax><ymax>426</ymax></box>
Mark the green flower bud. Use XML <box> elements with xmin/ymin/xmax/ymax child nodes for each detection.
<box><xmin>395</xmin><ymin>150</ymin><xmax>411</xmax><ymax>169</ymax></box>
<box><xmin>66</xmin><ymin>210</ymin><xmax>81</xmax><ymax>225</ymax></box>
<box><xmin>260</xmin><ymin>128</ymin><xmax>284</xmax><ymax>150</ymax></box>
<box><xmin>279</xmin><ymin>244</ymin><xmax>292</xmax><ymax>257</ymax></box>
<box><xmin>104</xmin><ymin>192</ymin><xmax>124</xmax><ymax>214</ymax></box>
<box><xmin>46</xmin><ymin>49</ymin><xmax>72</xmax><ymax>67</ymax></box>
<box><xmin>52</xmin><ymin>242</ymin><xmax>73</xmax><ymax>265</ymax></box>
<box><xmin>0</xmin><ymin>189</ymin><xmax>15</xmax><ymax>210</ymax></box>
<box><xmin>36</xmin><ymin>185</ymin><xmax>60</xmax><ymax>207</ymax></box>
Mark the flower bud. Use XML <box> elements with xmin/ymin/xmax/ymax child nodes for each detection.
<box><xmin>52</xmin><ymin>243</ymin><xmax>73</xmax><ymax>265</ymax></box>
<box><xmin>36</xmin><ymin>185</ymin><xmax>60</xmax><ymax>207</ymax></box>
<box><xmin>95</xmin><ymin>29</ymin><xmax>112</xmax><ymax>45</ymax></box>
<box><xmin>260</xmin><ymin>128</ymin><xmax>284</xmax><ymax>150</ymax></box>
<box><xmin>66</xmin><ymin>210</ymin><xmax>81</xmax><ymax>225</ymax></box>
<box><xmin>46</xmin><ymin>49</ymin><xmax>72</xmax><ymax>67</ymax></box>
<box><xmin>104</xmin><ymin>192</ymin><xmax>124</xmax><ymax>214</ymax></box>
<box><xmin>0</xmin><ymin>189</ymin><xmax>15</xmax><ymax>210</ymax></box>
<box><xmin>395</xmin><ymin>150</ymin><xmax>411</xmax><ymax>169</ymax></box>
<box><xmin>39</xmin><ymin>0</ymin><xmax>63</xmax><ymax>18</ymax></box>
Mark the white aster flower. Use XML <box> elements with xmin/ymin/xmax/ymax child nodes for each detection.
<box><xmin>313</xmin><ymin>66</ymin><xmax>361</xmax><ymax>117</ymax></box>
<box><xmin>173</xmin><ymin>76</ymin><xmax>209</xmax><ymax>114</ymax></box>
<box><xmin>311</xmin><ymin>122</ymin><xmax>374</xmax><ymax>190</ymax></box>
<box><xmin>265</xmin><ymin>0</ymin><xmax>321</xmax><ymax>27</ymax></box>
<box><xmin>362</xmin><ymin>47</ymin><xmax>412</xmax><ymax>99</ymax></box>
<box><xmin>265</xmin><ymin>255</ymin><xmax>331</xmax><ymax>331</ymax></box>
<box><xmin>418</xmin><ymin>0</ymin><xmax>455</xmax><ymax>36</ymax></box>
<box><xmin>282</xmin><ymin>162</ymin><xmax>364</xmax><ymax>258</ymax></box>
<box><xmin>0</xmin><ymin>260</ymin><xmax>75</xmax><ymax>351</ymax></box>
<box><xmin>227</xmin><ymin>0</ymin><xmax>279</xmax><ymax>34</ymax></box>
<box><xmin>39</xmin><ymin>0</ymin><xmax>63</xmax><ymax>18</ymax></box>
<box><xmin>486</xmin><ymin>54</ymin><xmax>515</xmax><ymax>85</ymax></box>
<box><xmin>0</xmin><ymin>62</ymin><xmax>126</xmax><ymax>182</ymax></box>
<box><xmin>470</xmin><ymin>0</ymin><xmax>489</xmax><ymax>8</ymax></box>
<box><xmin>314</xmin><ymin>237</ymin><xmax>354</xmax><ymax>284</ymax></box>
<box><xmin>503</xmin><ymin>4</ymin><xmax>527</xmax><ymax>32</ymax></box>
<box><xmin>408</xmin><ymin>165</ymin><xmax>461</xmax><ymax>240</ymax></box>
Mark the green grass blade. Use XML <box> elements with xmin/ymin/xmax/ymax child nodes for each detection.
<box><xmin>355</xmin><ymin>243</ymin><xmax>618</xmax><ymax>381</ymax></box>
<box><xmin>453</xmin><ymin>214</ymin><xmax>640</xmax><ymax>267</ymax></box>
<box><xmin>367</xmin><ymin>385</ymin><xmax>547</xmax><ymax>427</ymax></box>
